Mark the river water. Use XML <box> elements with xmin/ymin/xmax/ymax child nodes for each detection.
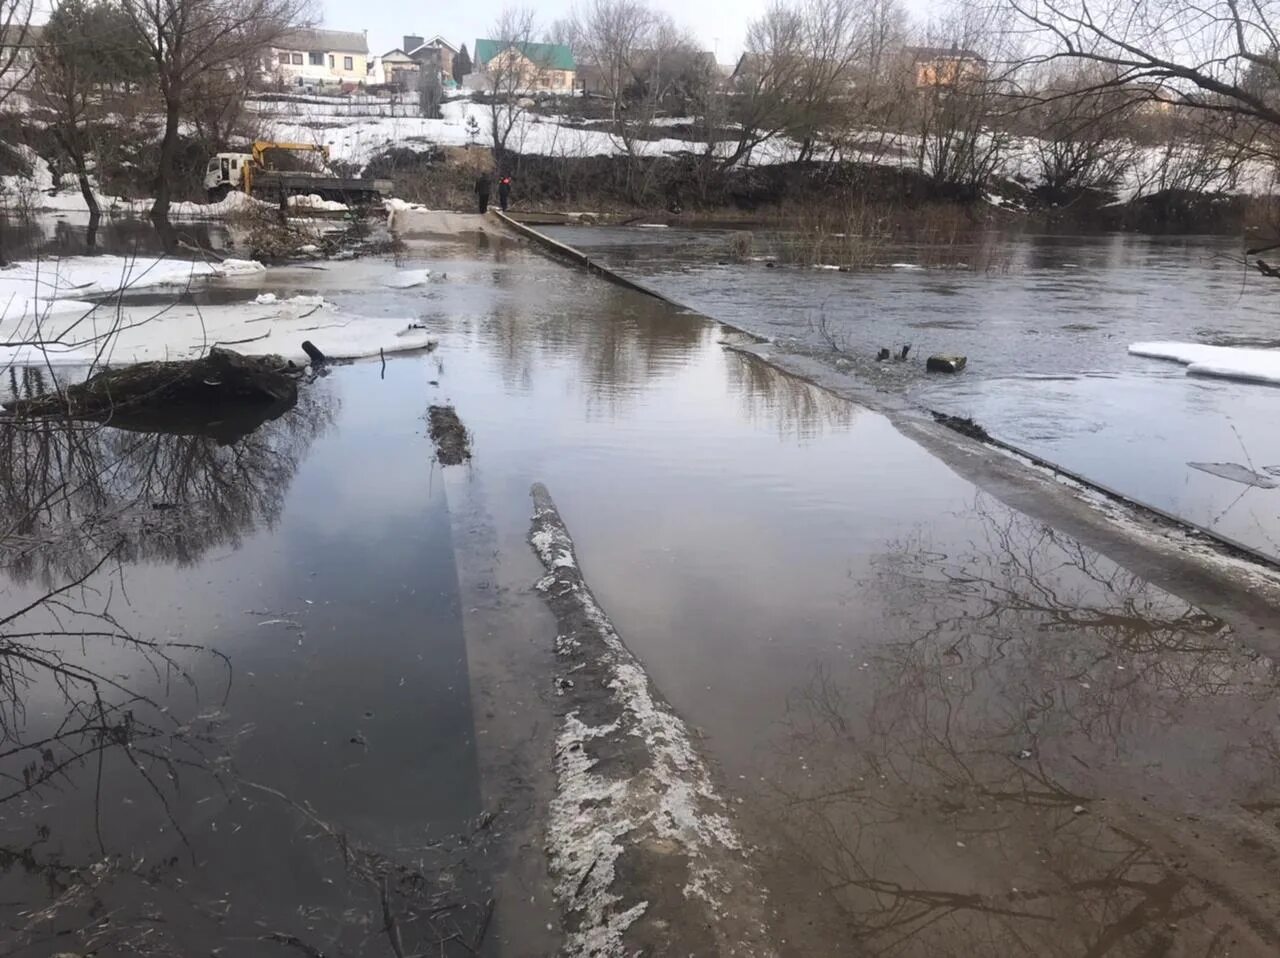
<box><xmin>543</xmin><ymin>225</ymin><xmax>1280</xmax><ymax>563</ymax></box>
<box><xmin>2</xmin><ymin>224</ymin><xmax>1279</xmax><ymax>955</ymax></box>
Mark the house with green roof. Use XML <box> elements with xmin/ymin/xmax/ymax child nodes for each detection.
<box><xmin>474</xmin><ymin>39</ymin><xmax>577</xmax><ymax>93</ymax></box>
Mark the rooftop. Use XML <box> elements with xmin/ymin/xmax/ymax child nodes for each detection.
<box><xmin>276</xmin><ymin>28</ymin><xmax>369</xmax><ymax>55</ymax></box>
<box><xmin>474</xmin><ymin>39</ymin><xmax>575</xmax><ymax>71</ymax></box>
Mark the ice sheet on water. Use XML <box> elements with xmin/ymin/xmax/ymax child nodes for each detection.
<box><xmin>0</xmin><ymin>291</ymin><xmax>432</xmax><ymax>369</ymax></box>
<box><xmin>1187</xmin><ymin>462</ymin><xmax>1279</xmax><ymax>489</ymax></box>
<box><xmin>0</xmin><ymin>255</ymin><xmax>264</xmax><ymax>304</ymax></box>
<box><xmin>384</xmin><ymin>268</ymin><xmax>432</xmax><ymax>289</ymax></box>
<box><xmin>1129</xmin><ymin>341</ymin><xmax>1280</xmax><ymax>387</ymax></box>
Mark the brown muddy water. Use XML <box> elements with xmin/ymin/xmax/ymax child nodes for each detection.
<box><xmin>3</xmin><ymin>228</ymin><xmax>1280</xmax><ymax>956</ymax></box>
<box><xmin>542</xmin><ymin>225</ymin><xmax>1280</xmax><ymax>565</ymax></box>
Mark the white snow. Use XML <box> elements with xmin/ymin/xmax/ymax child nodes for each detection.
<box><xmin>1130</xmin><ymin>341</ymin><xmax>1280</xmax><ymax>386</ymax></box>
<box><xmin>530</xmin><ymin>492</ymin><xmax>773</xmax><ymax>957</ymax></box>
<box><xmin>384</xmin><ymin>268</ymin><xmax>433</xmax><ymax>289</ymax></box>
<box><xmin>0</xmin><ymin>255</ymin><xmax>264</xmax><ymax>302</ymax></box>
<box><xmin>0</xmin><ymin>149</ymin><xmax>260</xmax><ymax>218</ymax></box>
<box><xmin>0</xmin><ymin>282</ymin><xmax>433</xmax><ymax>369</ymax></box>
<box><xmin>287</xmin><ymin>193</ymin><xmax>349</xmax><ymax>213</ymax></box>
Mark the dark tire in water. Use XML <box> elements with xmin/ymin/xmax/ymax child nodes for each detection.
<box><xmin>207</xmin><ymin>184</ymin><xmax>231</xmax><ymax>203</ymax></box>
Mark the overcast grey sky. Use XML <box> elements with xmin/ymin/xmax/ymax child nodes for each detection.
<box><xmin>323</xmin><ymin>0</ymin><xmax>940</xmax><ymax>64</ymax></box>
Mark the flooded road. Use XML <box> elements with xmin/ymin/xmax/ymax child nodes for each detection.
<box><xmin>542</xmin><ymin>225</ymin><xmax>1280</xmax><ymax>563</ymax></box>
<box><xmin>3</xmin><ymin>223</ymin><xmax>1280</xmax><ymax>955</ymax></box>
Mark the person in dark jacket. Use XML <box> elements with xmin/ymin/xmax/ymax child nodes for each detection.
<box><xmin>475</xmin><ymin>172</ymin><xmax>491</xmax><ymax>214</ymax></box>
<box><xmin>498</xmin><ymin>175</ymin><xmax>512</xmax><ymax>212</ymax></box>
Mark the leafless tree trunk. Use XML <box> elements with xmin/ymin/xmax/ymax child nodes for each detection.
<box><xmin>121</xmin><ymin>0</ymin><xmax>311</xmax><ymax>245</ymax></box>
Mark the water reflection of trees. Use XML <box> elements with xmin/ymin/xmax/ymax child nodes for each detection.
<box><xmin>725</xmin><ymin>348</ymin><xmax>855</xmax><ymax>440</ymax></box>
<box><xmin>0</xmin><ymin>367</ymin><xmax>334</xmax><ymax>587</ymax></box>
<box><xmin>764</xmin><ymin>497</ymin><xmax>1273</xmax><ymax>955</ymax></box>
<box><xmin>0</xmin><ymin>375</ymin><xmax>496</xmax><ymax>955</ymax></box>
<box><xmin>479</xmin><ymin>276</ymin><xmax>706</xmax><ymax>408</ymax></box>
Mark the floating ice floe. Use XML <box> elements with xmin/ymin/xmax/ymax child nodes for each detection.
<box><xmin>1129</xmin><ymin>341</ymin><xmax>1280</xmax><ymax>387</ymax></box>
<box><xmin>384</xmin><ymin>268</ymin><xmax>433</xmax><ymax>289</ymax></box>
<box><xmin>0</xmin><ymin>289</ymin><xmax>433</xmax><ymax>369</ymax></box>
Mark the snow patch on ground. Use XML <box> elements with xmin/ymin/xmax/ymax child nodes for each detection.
<box><xmin>287</xmin><ymin>193</ymin><xmax>349</xmax><ymax>213</ymax></box>
<box><xmin>1130</xmin><ymin>341</ymin><xmax>1280</xmax><ymax>387</ymax></box>
<box><xmin>0</xmin><ymin>149</ymin><xmax>258</xmax><ymax>218</ymax></box>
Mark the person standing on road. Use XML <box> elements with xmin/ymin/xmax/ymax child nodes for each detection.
<box><xmin>498</xmin><ymin>175</ymin><xmax>512</xmax><ymax>212</ymax></box>
<box><xmin>475</xmin><ymin>172</ymin><xmax>492</xmax><ymax>214</ymax></box>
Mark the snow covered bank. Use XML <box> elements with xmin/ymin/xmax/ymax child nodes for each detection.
<box><xmin>0</xmin><ymin>291</ymin><xmax>434</xmax><ymax>369</ymax></box>
<box><xmin>0</xmin><ymin>149</ymin><xmax>257</xmax><ymax>218</ymax></box>
<box><xmin>1130</xmin><ymin>341</ymin><xmax>1280</xmax><ymax>386</ymax></box>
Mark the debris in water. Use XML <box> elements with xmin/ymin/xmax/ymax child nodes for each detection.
<box><xmin>926</xmin><ymin>354</ymin><xmax>968</xmax><ymax>373</ymax></box>
<box><xmin>931</xmin><ymin>411</ymin><xmax>991</xmax><ymax>442</ymax></box>
<box><xmin>428</xmin><ymin>405</ymin><xmax>471</xmax><ymax>465</ymax></box>
<box><xmin>2</xmin><ymin>347</ymin><xmax>299</xmax><ymax>419</ymax></box>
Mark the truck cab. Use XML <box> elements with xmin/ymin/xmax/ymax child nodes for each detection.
<box><xmin>204</xmin><ymin>153</ymin><xmax>252</xmax><ymax>201</ymax></box>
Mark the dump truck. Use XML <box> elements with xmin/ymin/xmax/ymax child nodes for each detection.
<box><xmin>203</xmin><ymin>141</ymin><xmax>392</xmax><ymax>206</ymax></box>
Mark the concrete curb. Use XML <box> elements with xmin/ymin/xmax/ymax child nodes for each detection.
<box><xmin>493</xmin><ymin>211</ymin><xmax>692</xmax><ymax>310</ymax></box>
<box><xmin>528</xmin><ymin>483</ymin><xmax>777</xmax><ymax>958</ymax></box>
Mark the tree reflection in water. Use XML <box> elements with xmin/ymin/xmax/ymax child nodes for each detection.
<box><xmin>0</xmin><ymin>365</ymin><xmax>334</xmax><ymax>587</ymax></box>
<box><xmin>725</xmin><ymin>348</ymin><xmax>855</xmax><ymax>441</ymax></box>
<box><xmin>764</xmin><ymin>496</ymin><xmax>1276</xmax><ymax>956</ymax></box>
<box><xmin>0</xmin><ymin>376</ymin><xmax>332</xmax><ymax>953</ymax></box>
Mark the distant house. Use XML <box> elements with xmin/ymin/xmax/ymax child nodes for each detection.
<box><xmin>404</xmin><ymin>35</ymin><xmax>459</xmax><ymax>79</ymax></box>
<box><xmin>904</xmin><ymin>45</ymin><xmax>987</xmax><ymax>89</ymax></box>
<box><xmin>474</xmin><ymin>39</ymin><xmax>575</xmax><ymax>93</ymax></box>
<box><xmin>0</xmin><ymin>23</ymin><xmax>43</xmax><ymax>91</ymax></box>
<box><xmin>378</xmin><ymin>48</ymin><xmax>420</xmax><ymax>90</ymax></box>
<box><xmin>271</xmin><ymin>28</ymin><xmax>370</xmax><ymax>88</ymax></box>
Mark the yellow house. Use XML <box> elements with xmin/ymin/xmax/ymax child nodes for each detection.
<box><xmin>474</xmin><ymin>39</ymin><xmax>576</xmax><ymax>93</ymax></box>
<box><xmin>272</xmin><ymin>28</ymin><xmax>370</xmax><ymax>88</ymax></box>
<box><xmin>906</xmin><ymin>45</ymin><xmax>987</xmax><ymax>90</ymax></box>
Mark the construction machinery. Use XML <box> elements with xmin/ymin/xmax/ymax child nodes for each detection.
<box><xmin>203</xmin><ymin>141</ymin><xmax>392</xmax><ymax>206</ymax></box>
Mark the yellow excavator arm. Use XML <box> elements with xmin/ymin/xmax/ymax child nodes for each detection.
<box><xmin>243</xmin><ymin>141</ymin><xmax>332</xmax><ymax>194</ymax></box>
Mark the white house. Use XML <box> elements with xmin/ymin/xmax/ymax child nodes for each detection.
<box><xmin>271</xmin><ymin>28</ymin><xmax>370</xmax><ymax>88</ymax></box>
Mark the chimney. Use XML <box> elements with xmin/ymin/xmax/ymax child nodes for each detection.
<box><xmin>404</xmin><ymin>34</ymin><xmax>424</xmax><ymax>53</ymax></box>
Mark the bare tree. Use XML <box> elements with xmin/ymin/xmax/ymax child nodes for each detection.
<box><xmin>572</xmin><ymin>0</ymin><xmax>699</xmax><ymax>199</ymax></box>
<box><xmin>120</xmin><ymin>0</ymin><xmax>311</xmax><ymax>242</ymax></box>
<box><xmin>0</xmin><ymin>0</ymin><xmax>33</xmax><ymax>106</ymax></box>
<box><xmin>32</xmin><ymin>0</ymin><xmax>103</xmax><ymax>228</ymax></box>
<box><xmin>1012</xmin><ymin>64</ymin><xmax>1138</xmax><ymax>204</ymax></box>
<box><xmin>909</xmin><ymin>11</ymin><xmax>1014</xmax><ymax>199</ymax></box>
<box><xmin>720</xmin><ymin>3</ymin><xmax>808</xmax><ymax>168</ymax></box>
<box><xmin>1001</xmin><ymin>0</ymin><xmax>1280</xmax><ymax>133</ymax></box>
<box><xmin>483</xmin><ymin>7</ymin><xmax>539</xmax><ymax>162</ymax></box>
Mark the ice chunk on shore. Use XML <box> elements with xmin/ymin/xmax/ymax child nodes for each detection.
<box><xmin>1130</xmin><ymin>341</ymin><xmax>1280</xmax><ymax>386</ymax></box>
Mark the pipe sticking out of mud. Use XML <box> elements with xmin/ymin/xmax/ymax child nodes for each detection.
<box><xmin>527</xmin><ymin>483</ymin><xmax>776</xmax><ymax>957</ymax></box>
